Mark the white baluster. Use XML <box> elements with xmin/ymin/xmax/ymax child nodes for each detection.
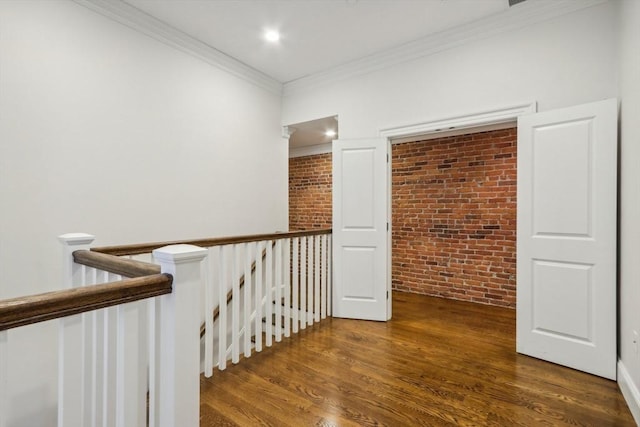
<box><xmin>136</xmin><ymin>298</ymin><xmax>148</xmax><ymax>426</ymax></box>
<box><xmin>82</xmin><ymin>266</ymin><xmax>107</xmax><ymax>427</ymax></box>
<box><xmin>0</xmin><ymin>330</ymin><xmax>7</xmax><ymax>427</ymax></box>
<box><xmin>136</xmin><ymin>301</ymin><xmax>149</xmax><ymax>425</ymax></box>
<box><xmin>147</xmin><ymin>297</ymin><xmax>158</xmax><ymax>427</ymax></box>
<box><xmin>274</xmin><ymin>240</ymin><xmax>283</xmax><ymax>343</ymax></box>
<box><xmin>283</xmin><ymin>238</ymin><xmax>291</xmax><ymax>338</ymax></box>
<box><xmin>243</xmin><ymin>242</ymin><xmax>252</xmax><ymax>357</ymax></box>
<box><xmin>328</xmin><ymin>235</ymin><xmax>333</xmax><ymax>317</ymax></box>
<box><xmin>115</xmin><ymin>302</ymin><xmax>144</xmax><ymax>427</ymax></box>
<box><xmin>58</xmin><ymin>233</ymin><xmax>95</xmax><ymax>427</ymax></box>
<box><xmin>254</xmin><ymin>242</ymin><xmax>263</xmax><ymax>352</ymax></box>
<box><xmin>153</xmin><ymin>244</ymin><xmax>207</xmax><ymax>427</ymax></box>
<box><xmin>321</xmin><ymin>235</ymin><xmax>328</xmax><ymax>320</ymax></box>
<box><xmin>300</xmin><ymin>237</ymin><xmax>306</xmax><ymax>331</ymax></box>
<box><xmin>314</xmin><ymin>236</ymin><xmax>321</xmax><ymax>323</ymax></box>
<box><xmin>231</xmin><ymin>245</ymin><xmax>240</xmax><ymax>364</ymax></box>
<box><xmin>201</xmin><ymin>248</ymin><xmax>216</xmax><ymax>378</ymax></box>
<box><xmin>265</xmin><ymin>241</ymin><xmax>273</xmax><ymax>346</ymax></box>
<box><xmin>59</xmin><ymin>312</ymin><xmax>84</xmax><ymax>427</ymax></box>
<box><xmin>80</xmin><ymin>266</ymin><xmax>92</xmax><ymax>427</ymax></box>
<box><xmin>103</xmin><ymin>273</ymin><xmax>117</xmax><ymax>427</ymax></box>
<box><xmin>307</xmin><ymin>236</ymin><xmax>313</xmax><ymax>326</ymax></box>
<box><xmin>292</xmin><ymin>238</ymin><xmax>299</xmax><ymax>334</ymax></box>
<box><xmin>86</xmin><ymin>267</ymin><xmax>100</xmax><ymax>427</ymax></box>
<box><xmin>218</xmin><ymin>246</ymin><xmax>227</xmax><ymax>371</ymax></box>
<box><xmin>204</xmin><ymin>247</ymin><xmax>214</xmax><ymax>377</ymax></box>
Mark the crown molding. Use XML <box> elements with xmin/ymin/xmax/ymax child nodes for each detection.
<box><xmin>73</xmin><ymin>0</ymin><xmax>282</xmax><ymax>95</ymax></box>
<box><xmin>283</xmin><ymin>0</ymin><xmax>609</xmax><ymax>96</ymax></box>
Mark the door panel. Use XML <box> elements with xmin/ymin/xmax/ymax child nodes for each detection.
<box><xmin>342</xmin><ymin>247</ymin><xmax>376</xmax><ymax>299</ymax></box>
<box><xmin>342</xmin><ymin>149</ymin><xmax>376</xmax><ymax>228</ymax></box>
<box><xmin>532</xmin><ymin>260</ymin><xmax>592</xmax><ymax>341</ymax></box>
<box><xmin>333</xmin><ymin>138</ymin><xmax>389</xmax><ymax>321</ymax></box>
<box><xmin>517</xmin><ymin>98</ymin><xmax>617</xmax><ymax>379</ymax></box>
<box><xmin>532</xmin><ymin>120</ymin><xmax>592</xmax><ymax>235</ymax></box>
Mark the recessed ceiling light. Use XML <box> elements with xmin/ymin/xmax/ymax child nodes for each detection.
<box><xmin>264</xmin><ymin>30</ymin><xmax>280</xmax><ymax>43</ymax></box>
<box><xmin>325</xmin><ymin>130</ymin><xmax>337</xmax><ymax>137</ymax></box>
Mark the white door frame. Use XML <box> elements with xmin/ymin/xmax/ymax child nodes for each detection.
<box><xmin>329</xmin><ymin>101</ymin><xmax>535</xmax><ymax>320</ymax></box>
<box><xmin>378</xmin><ymin>102</ymin><xmax>537</xmax><ymax>142</ymax></box>
<box><xmin>378</xmin><ymin>102</ymin><xmax>536</xmax><ymax>312</ymax></box>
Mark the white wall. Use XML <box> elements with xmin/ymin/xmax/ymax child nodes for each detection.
<box><xmin>0</xmin><ymin>1</ymin><xmax>286</xmax><ymax>425</ymax></box>
<box><xmin>618</xmin><ymin>0</ymin><xmax>640</xmax><ymax>422</ymax></box>
<box><xmin>282</xmin><ymin>2</ymin><xmax>618</xmax><ymax>136</ymax></box>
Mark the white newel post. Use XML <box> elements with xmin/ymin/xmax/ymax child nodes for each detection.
<box><xmin>57</xmin><ymin>233</ymin><xmax>95</xmax><ymax>427</ymax></box>
<box><xmin>58</xmin><ymin>233</ymin><xmax>96</xmax><ymax>288</ymax></box>
<box><xmin>153</xmin><ymin>244</ymin><xmax>207</xmax><ymax>427</ymax></box>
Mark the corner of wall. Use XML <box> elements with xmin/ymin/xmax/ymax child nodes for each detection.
<box><xmin>618</xmin><ymin>1</ymin><xmax>640</xmax><ymax>424</ymax></box>
<box><xmin>618</xmin><ymin>360</ymin><xmax>640</xmax><ymax>425</ymax></box>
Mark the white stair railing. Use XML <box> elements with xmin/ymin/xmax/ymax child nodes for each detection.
<box><xmin>0</xmin><ymin>233</ymin><xmax>207</xmax><ymax>427</ymax></box>
<box><xmin>58</xmin><ymin>233</ymin><xmax>207</xmax><ymax>427</ymax></box>
<box><xmin>75</xmin><ymin>229</ymin><xmax>332</xmax><ymax>377</ymax></box>
<box><xmin>0</xmin><ymin>229</ymin><xmax>331</xmax><ymax>427</ymax></box>
<box><xmin>203</xmin><ymin>231</ymin><xmax>332</xmax><ymax>375</ymax></box>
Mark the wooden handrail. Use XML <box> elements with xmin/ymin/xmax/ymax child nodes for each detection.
<box><xmin>73</xmin><ymin>250</ymin><xmax>160</xmax><ymax>278</ymax></box>
<box><xmin>91</xmin><ymin>228</ymin><xmax>332</xmax><ymax>257</ymax></box>
<box><xmin>0</xmin><ymin>274</ymin><xmax>172</xmax><ymax>332</ymax></box>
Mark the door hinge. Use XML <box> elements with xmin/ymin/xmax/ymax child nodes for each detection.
<box><xmin>387</xmin><ymin>291</ymin><xmax>389</xmax><ymax>300</ymax></box>
<box><xmin>387</xmin><ymin>222</ymin><xmax>389</xmax><ymax>231</ymax></box>
<box><xmin>387</xmin><ymin>153</ymin><xmax>389</xmax><ymax>163</ymax></box>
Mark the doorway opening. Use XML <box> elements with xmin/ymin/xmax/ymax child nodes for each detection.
<box><xmin>391</xmin><ymin>126</ymin><xmax>517</xmax><ymax>308</ymax></box>
<box><xmin>288</xmin><ymin>122</ymin><xmax>518</xmax><ymax>311</ymax></box>
<box><xmin>287</xmin><ymin>116</ymin><xmax>337</xmax><ymax>230</ymax></box>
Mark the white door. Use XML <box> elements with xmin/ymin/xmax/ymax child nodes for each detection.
<box><xmin>517</xmin><ymin>98</ymin><xmax>617</xmax><ymax>380</ymax></box>
<box><xmin>333</xmin><ymin>138</ymin><xmax>389</xmax><ymax>321</ymax></box>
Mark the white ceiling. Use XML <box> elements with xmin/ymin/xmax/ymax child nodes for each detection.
<box><xmin>123</xmin><ymin>0</ymin><xmax>510</xmax><ymax>84</ymax></box>
<box><xmin>288</xmin><ymin>116</ymin><xmax>338</xmax><ymax>148</ymax></box>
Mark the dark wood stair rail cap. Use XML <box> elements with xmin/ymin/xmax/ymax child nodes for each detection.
<box><xmin>73</xmin><ymin>249</ymin><xmax>161</xmax><ymax>278</ymax></box>
<box><xmin>0</xmin><ymin>274</ymin><xmax>173</xmax><ymax>332</ymax></box>
<box><xmin>91</xmin><ymin>228</ymin><xmax>333</xmax><ymax>257</ymax></box>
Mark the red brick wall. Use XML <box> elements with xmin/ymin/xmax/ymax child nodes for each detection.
<box><xmin>288</xmin><ymin>128</ymin><xmax>517</xmax><ymax>308</ymax></box>
<box><xmin>391</xmin><ymin>128</ymin><xmax>517</xmax><ymax>308</ymax></box>
<box><xmin>289</xmin><ymin>153</ymin><xmax>332</xmax><ymax>230</ymax></box>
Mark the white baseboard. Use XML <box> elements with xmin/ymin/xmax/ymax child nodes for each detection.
<box><xmin>618</xmin><ymin>360</ymin><xmax>640</xmax><ymax>425</ymax></box>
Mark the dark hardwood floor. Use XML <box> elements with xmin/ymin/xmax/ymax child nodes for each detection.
<box><xmin>200</xmin><ymin>291</ymin><xmax>635</xmax><ymax>426</ymax></box>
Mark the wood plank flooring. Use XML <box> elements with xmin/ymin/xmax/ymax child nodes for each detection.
<box><xmin>200</xmin><ymin>292</ymin><xmax>635</xmax><ymax>426</ymax></box>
